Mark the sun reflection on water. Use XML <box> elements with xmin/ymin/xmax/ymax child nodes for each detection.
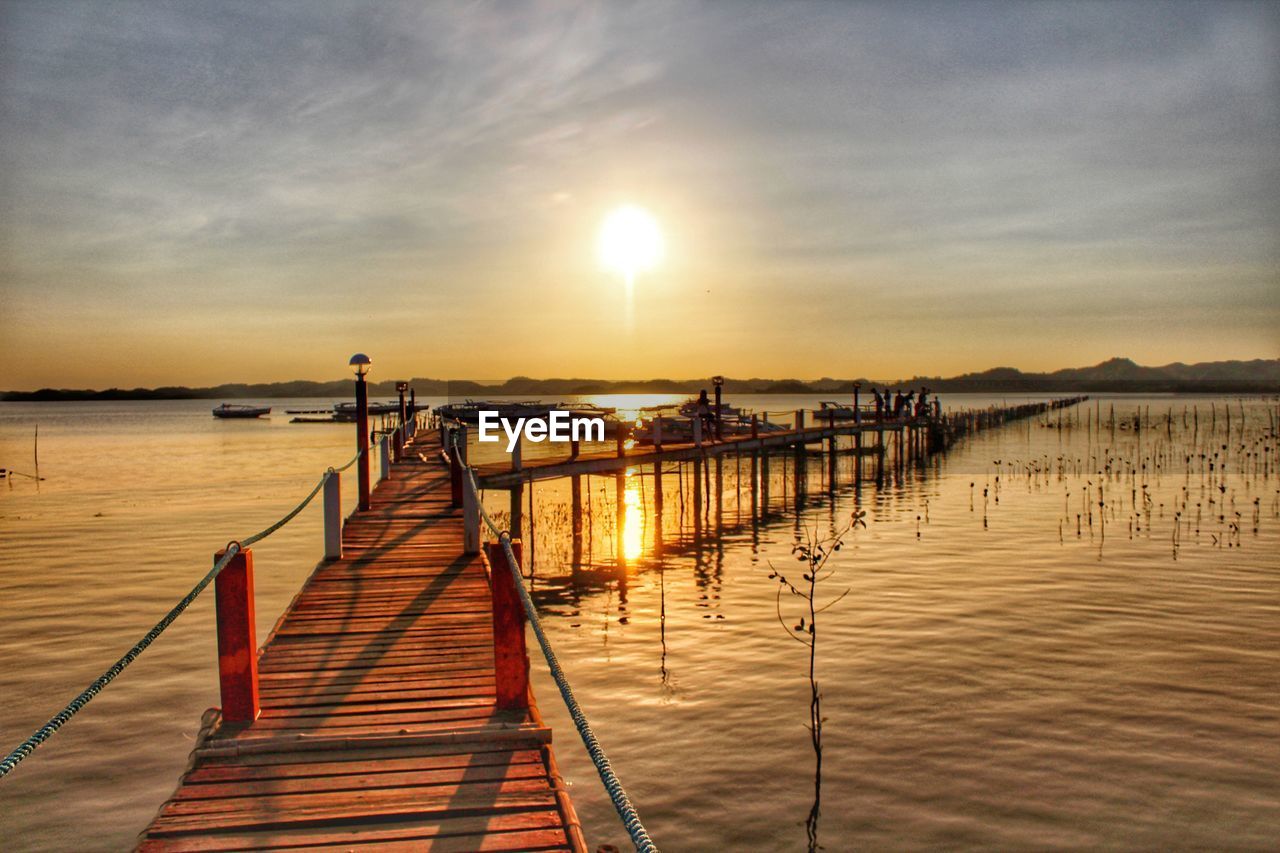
<box><xmin>623</xmin><ymin>466</ymin><xmax>644</xmax><ymax>563</ymax></box>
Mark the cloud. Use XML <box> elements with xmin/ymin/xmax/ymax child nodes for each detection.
<box><xmin>0</xmin><ymin>0</ymin><xmax>1276</xmax><ymax>387</ymax></box>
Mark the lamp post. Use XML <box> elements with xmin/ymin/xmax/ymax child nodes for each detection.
<box><xmin>349</xmin><ymin>353</ymin><xmax>372</xmax><ymax>511</ymax></box>
<box><xmin>712</xmin><ymin>375</ymin><xmax>724</xmax><ymax>441</ymax></box>
<box><xmin>395</xmin><ymin>381</ymin><xmax>408</xmax><ymax>461</ymax></box>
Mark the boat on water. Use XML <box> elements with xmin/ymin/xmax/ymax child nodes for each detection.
<box><xmin>212</xmin><ymin>403</ymin><xmax>271</xmax><ymax>419</ymax></box>
<box><xmin>817</xmin><ymin>400</ymin><xmax>856</xmax><ymax>420</ymax></box>
<box><xmin>630</xmin><ymin>409</ymin><xmax>785</xmax><ymax>445</ymax></box>
<box><xmin>434</xmin><ymin>400</ymin><xmax>552</xmax><ymax>424</ymax></box>
<box><xmin>334</xmin><ymin>400</ymin><xmax>401</xmax><ymax>417</ymax></box>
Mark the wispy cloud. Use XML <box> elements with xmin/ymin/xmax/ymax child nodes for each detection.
<box><xmin>1</xmin><ymin>0</ymin><xmax>1276</xmax><ymax>387</ymax></box>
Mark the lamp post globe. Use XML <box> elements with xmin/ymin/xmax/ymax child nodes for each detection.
<box><xmin>349</xmin><ymin>353</ymin><xmax>372</xmax><ymax>377</ymax></box>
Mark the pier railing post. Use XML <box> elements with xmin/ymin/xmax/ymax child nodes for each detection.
<box><xmin>463</xmin><ymin>472</ymin><xmax>481</xmax><ymax>554</ymax></box>
<box><xmin>214</xmin><ymin>547</ymin><xmax>259</xmax><ymax>723</ymax></box>
<box><xmin>379</xmin><ymin>433</ymin><xmax>391</xmax><ymax>481</ymax></box>
<box><xmin>796</xmin><ymin>409</ymin><xmax>805</xmax><ymax>431</ymax></box>
<box><xmin>654</xmin><ymin>417</ymin><xmax>662</xmax><ymax>450</ymax></box>
<box><xmin>449</xmin><ymin>429</ymin><xmax>464</xmax><ymax>508</ymax></box>
<box><xmin>356</xmin><ymin>374</ymin><xmax>371</xmax><ymax>512</ymax></box>
<box><xmin>512</xmin><ymin>433</ymin><xmax>522</xmax><ymax>472</ymax></box>
<box><xmin>323</xmin><ymin>472</ymin><xmax>342</xmax><ymax>561</ymax></box>
<box><xmin>487</xmin><ymin>540</ymin><xmax>529</xmax><ymax>710</ymax></box>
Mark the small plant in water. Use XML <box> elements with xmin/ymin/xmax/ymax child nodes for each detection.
<box><xmin>767</xmin><ymin>508</ymin><xmax>866</xmax><ymax>851</ymax></box>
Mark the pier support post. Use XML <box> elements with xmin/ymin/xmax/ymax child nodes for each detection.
<box><xmin>760</xmin><ymin>451</ymin><xmax>770</xmax><ymax>515</ymax></box>
<box><xmin>693</xmin><ymin>457</ymin><xmax>703</xmax><ymax>520</ymax></box>
<box><xmin>652</xmin><ymin>461</ymin><xmax>663</xmax><ymax>558</ymax></box>
<box><xmin>214</xmin><ymin>547</ymin><xmax>259</xmax><ymax>723</ymax></box>
<box><xmin>323</xmin><ymin>472</ymin><xmax>342</xmax><ymax>561</ymax></box>
<box><xmin>379</xmin><ymin>433</ymin><xmax>391</xmax><ymax>482</ymax></box>
<box><xmin>510</xmin><ymin>483</ymin><xmax>524</xmax><ymax>540</ymax></box>
<box><xmin>853</xmin><ymin>431</ymin><xmax>862</xmax><ymax>483</ymax></box>
<box><xmin>463</xmin><ymin>474</ymin><xmax>481</xmax><ymax>555</ymax></box>
<box><xmin>486</xmin><ymin>540</ymin><xmax>529</xmax><ymax>710</ymax></box>
<box><xmin>571</xmin><ymin>475</ymin><xmax>583</xmax><ymax>566</ymax></box>
<box><xmin>512</xmin><ymin>434</ymin><xmax>522</xmax><ymax>472</ymax></box>
<box><xmin>827</xmin><ymin>435</ymin><xmax>837</xmax><ymax>491</ymax></box>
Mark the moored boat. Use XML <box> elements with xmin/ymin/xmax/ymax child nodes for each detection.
<box><xmin>212</xmin><ymin>403</ymin><xmax>271</xmax><ymax>419</ymax></box>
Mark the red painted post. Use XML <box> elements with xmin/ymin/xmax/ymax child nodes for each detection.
<box><xmin>214</xmin><ymin>547</ymin><xmax>259</xmax><ymax>723</ymax></box>
<box><xmin>486</xmin><ymin>540</ymin><xmax>529</xmax><ymax>710</ymax></box>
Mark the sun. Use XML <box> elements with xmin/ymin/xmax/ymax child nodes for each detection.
<box><xmin>597</xmin><ymin>205</ymin><xmax>664</xmax><ymax>285</ymax></box>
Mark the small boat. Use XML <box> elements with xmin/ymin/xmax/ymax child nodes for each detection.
<box><xmin>678</xmin><ymin>398</ymin><xmax>744</xmax><ymax>419</ymax></box>
<box><xmin>434</xmin><ymin>400</ymin><xmax>552</xmax><ymax>424</ymax></box>
<box><xmin>328</xmin><ymin>401</ymin><xmax>402</xmax><ymax>422</ymax></box>
<box><xmin>213</xmin><ymin>403</ymin><xmax>270</xmax><ymax>419</ymax></box>
<box><xmin>817</xmin><ymin>401</ymin><xmax>855</xmax><ymax>420</ymax></box>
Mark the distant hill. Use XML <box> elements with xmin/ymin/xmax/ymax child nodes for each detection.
<box><xmin>901</xmin><ymin>358</ymin><xmax>1280</xmax><ymax>393</ymax></box>
<box><xmin>3</xmin><ymin>358</ymin><xmax>1276</xmax><ymax>401</ymax></box>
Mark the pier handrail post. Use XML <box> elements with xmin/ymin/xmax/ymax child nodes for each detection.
<box><xmin>380</xmin><ymin>433</ymin><xmax>391</xmax><ymax>481</ymax></box>
<box><xmin>463</xmin><ymin>471</ymin><xmax>481</xmax><ymax>554</ymax></box>
<box><xmin>654</xmin><ymin>417</ymin><xmax>662</xmax><ymax>450</ymax></box>
<box><xmin>713</xmin><ymin>375</ymin><xmax>724</xmax><ymax>441</ymax></box>
<box><xmin>486</xmin><ymin>539</ymin><xmax>529</xmax><ymax>710</ymax></box>
<box><xmin>214</xmin><ymin>547</ymin><xmax>260</xmax><ymax>723</ymax></box>
<box><xmin>796</xmin><ymin>409</ymin><xmax>805</xmax><ymax>431</ymax></box>
<box><xmin>323</xmin><ymin>472</ymin><xmax>342</xmax><ymax>560</ymax></box>
<box><xmin>395</xmin><ymin>381</ymin><xmax>408</xmax><ymax>460</ymax></box>
<box><xmin>752</xmin><ymin>413</ymin><xmax>759</xmax><ymax>440</ymax></box>
<box><xmin>449</xmin><ymin>427</ymin><xmax>464</xmax><ymax>508</ymax></box>
<box><xmin>355</xmin><ymin>366</ymin><xmax>371</xmax><ymax>511</ymax></box>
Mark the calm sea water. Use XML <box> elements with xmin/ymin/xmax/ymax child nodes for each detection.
<box><xmin>1</xmin><ymin>395</ymin><xmax>1277</xmax><ymax>850</ymax></box>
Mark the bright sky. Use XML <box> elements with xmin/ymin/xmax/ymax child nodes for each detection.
<box><xmin>1</xmin><ymin>1</ymin><xmax>1277</xmax><ymax>389</ymax></box>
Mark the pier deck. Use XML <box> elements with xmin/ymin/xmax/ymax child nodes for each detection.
<box><xmin>473</xmin><ymin>419</ymin><xmax>916</xmax><ymax>489</ymax></box>
<box><xmin>139</xmin><ymin>440</ymin><xmax>584</xmax><ymax>851</ymax></box>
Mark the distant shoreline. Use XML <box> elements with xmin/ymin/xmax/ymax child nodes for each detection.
<box><xmin>3</xmin><ymin>357</ymin><xmax>1277</xmax><ymax>400</ymax></box>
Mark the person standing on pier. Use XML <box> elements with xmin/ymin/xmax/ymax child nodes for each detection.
<box><xmin>873</xmin><ymin>388</ymin><xmax>884</xmax><ymax>421</ymax></box>
<box><xmin>696</xmin><ymin>389</ymin><xmax>714</xmax><ymax>438</ymax></box>
<box><xmin>893</xmin><ymin>390</ymin><xmax>905</xmax><ymax>419</ymax></box>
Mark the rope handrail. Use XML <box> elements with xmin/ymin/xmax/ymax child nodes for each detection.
<box><xmin>450</xmin><ymin>430</ymin><xmax>657</xmax><ymax>852</ymax></box>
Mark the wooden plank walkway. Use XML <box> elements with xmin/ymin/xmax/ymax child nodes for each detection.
<box><xmin>139</xmin><ymin>436</ymin><xmax>585</xmax><ymax>852</ymax></box>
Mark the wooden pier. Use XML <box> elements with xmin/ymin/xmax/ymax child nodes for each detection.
<box><xmin>134</xmin><ymin>391</ymin><xmax>1082</xmax><ymax>850</ymax></box>
<box><xmin>138</xmin><ymin>431</ymin><xmax>585</xmax><ymax>851</ymax></box>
